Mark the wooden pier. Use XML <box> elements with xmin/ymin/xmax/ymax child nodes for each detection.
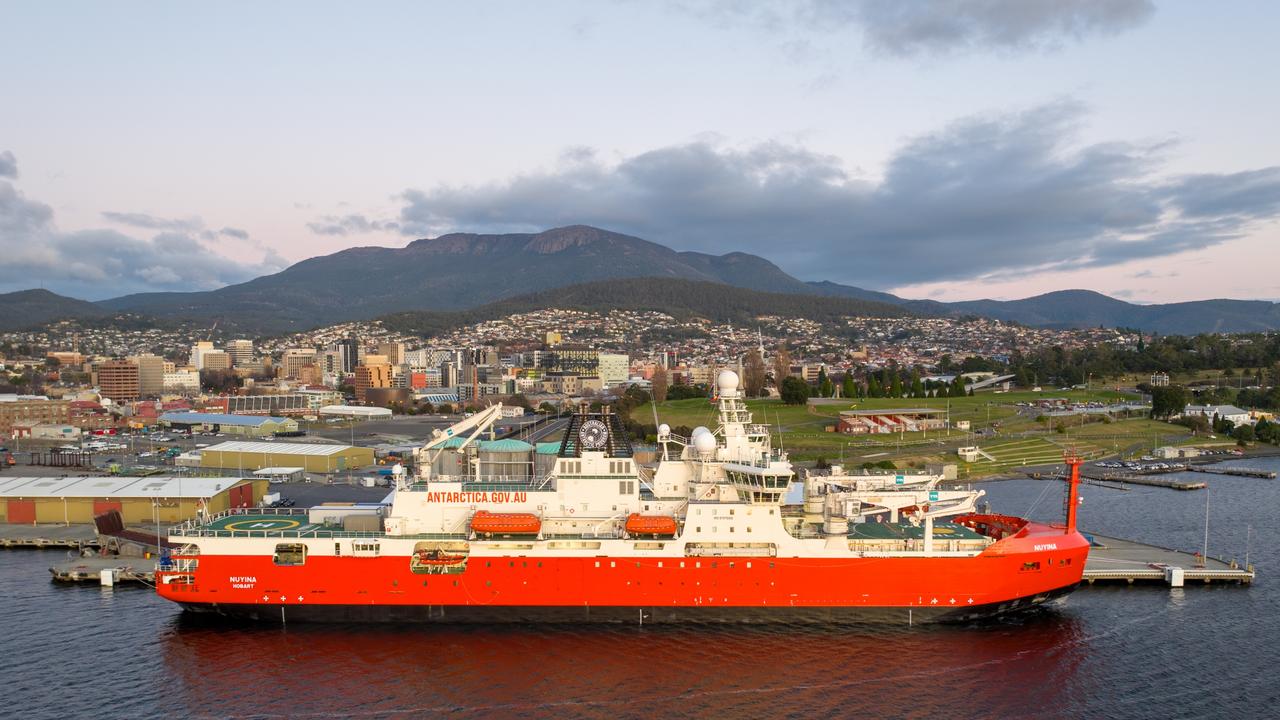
<box><xmin>1082</xmin><ymin>533</ymin><xmax>1253</xmax><ymax>586</ymax></box>
<box><xmin>1186</xmin><ymin>466</ymin><xmax>1276</xmax><ymax>479</ymax></box>
<box><xmin>1033</xmin><ymin>471</ymin><xmax>1207</xmax><ymax>490</ymax></box>
<box><xmin>48</xmin><ymin>557</ymin><xmax>155</xmax><ymax>585</ymax></box>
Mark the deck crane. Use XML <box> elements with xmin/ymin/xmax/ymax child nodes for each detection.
<box><xmin>410</xmin><ymin>403</ymin><xmax>506</xmax><ymax>486</ymax></box>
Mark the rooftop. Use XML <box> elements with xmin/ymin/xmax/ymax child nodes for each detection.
<box><xmin>0</xmin><ymin>476</ymin><xmax>248</xmax><ymax>499</ymax></box>
<box><xmin>202</xmin><ymin>441</ymin><xmax>358</xmax><ymax>456</ymax></box>
<box><xmin>159</xmin><ymin>412</ymin><xmax>288</xmax><ymax>426</ymax></box>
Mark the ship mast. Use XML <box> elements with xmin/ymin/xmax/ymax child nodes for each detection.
<box><xmin>1063</xmin><ymin>451</ymin><xmax>1082</xmax><ymax>534</ymax></box>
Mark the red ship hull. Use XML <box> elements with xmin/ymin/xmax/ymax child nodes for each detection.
<box><xmin>157</xmin><ymin>522</ymin><xmax>1089</xmax><ymax>624</ymax></box>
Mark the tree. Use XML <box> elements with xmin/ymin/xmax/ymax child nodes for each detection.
<box><xmin>1232</xmin><ymin>424</ymin><xmax>1255</xmax><ymax>445</ymax></box>
<box><xmin>780</xmin><ymin>376</ymin><xmax>810</xmax><ymax>405</ymax></box>
<box><xmin>950</xmin><ymin>375</ymin><xmax>966</xmax><ymax>398</ymax></box>
<box><xmin>889</xmin><ymin>374</ymin><xmax>904</xmax><ymax>398</ymax></box>
<box><xmin>1150</xmin><ymin>385</ymin><xmax>1188</xmax><ymax>419</ymax></box>
<box><xmin>651</xmin><ymin>368</ymin><xmax>669</xmax><ymax>404</ymax></box>
<box><xmin>772</xmin><ymin>345</ymin><xmax>791</xmax><ymax>387</ymax></box>
<box><xmin>909</xmin><ymin>370</ymin><xmax>924</xmax><ymax>398</ymax></box>
<box><xmin>841</xmin><ymin>374</ymin><xmax>856</xmax><ymax>399</ymax></box>
<box><xmin>742</xmin><ymin>351</ymin><xmax>766</xmax><ymax>397</ymax></box>
<box><xmin>820</xmin><ymin>377</ymin><xmax>834</xmax><ymax>398</ymax></box>
<box><xmin>817</xmin><ymin>367</ymin><xmax>829</xmax><ymax>395</ymax></box>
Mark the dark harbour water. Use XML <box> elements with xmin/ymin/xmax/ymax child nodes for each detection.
<box><xmin>3</xmin><ymin>458</ymin><xmax>1278</xmax><ymax>720</ymax></box>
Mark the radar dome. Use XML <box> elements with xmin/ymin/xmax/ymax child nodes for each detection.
<box><xmin>717</xmin><ymin>370</ymin><xmax>740</xmax><ymax>392</ymax></box>
<box><xmin>693</xmin><ymin>431</ymin><xmax>717</xmax><ymax>454</ymax></box>
<box><xmin>691</xmin><ymin>426</ymin><xmax>711</xmax><ymax>438</ymax></box>
<box><xmin>658</xmin><ymin>423</ymin><xmax>671</xmax><ymax>436</ymax></box>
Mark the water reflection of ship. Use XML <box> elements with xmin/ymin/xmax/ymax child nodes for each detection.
<box><xmin>161</xmin><ymin>610</ymin><xmax>1088</xmax><ymax>717</ymax></box>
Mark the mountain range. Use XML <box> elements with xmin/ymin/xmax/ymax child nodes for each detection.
<box><xmin>2</xmin><ymin>225</ymin><xmax>1279</xmax><ymax>335</ymax></box>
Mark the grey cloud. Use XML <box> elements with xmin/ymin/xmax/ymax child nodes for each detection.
<box><xmin>219</xmin><ymin>226</ymin><xmax>250</xmax><ymax>240</ymax></box>
<box><xmin>307</xmin><ymin>214</ymin><xmax>400</xmax><ymax>236</ymax></box>
<box><xmin>1</xmin><ymin>178</ymin><xmax>285</xmax><ymax>300</ymax></box>
<box><xmin>1163</xmin><ymin>167</ymin><xmax>1280</xmax><ymax>220</ymax></box>
<box><xmin>101</xmin><ymin>211</ymin><xmax>203</xmax><ymax>232</ymax></box>
<box><xmin>680</xmin><ymin>0</ymin><xmax>1155</xmax><ymax>57</ymax></box>
<box><xmin>0</xmin><ymin>151</ymin><xmax>16</xmax><ymax>179</ymax></box>
<box><xmin>393</xmin><ymin>102</ymin><xmax>1280</xmax><ymax>288</ymax></box>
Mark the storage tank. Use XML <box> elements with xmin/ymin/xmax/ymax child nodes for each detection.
<box><xmin>475</xmin><ymin>439</ymin><xmax>534</xmax><ymax>480</ymax></box>
<box><xmin>534</xmin><ymin>441</ymin><xmax>561</xmax><ymax>478</ymax></box>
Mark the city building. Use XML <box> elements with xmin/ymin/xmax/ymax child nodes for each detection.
<box><xmin>189</xmin><ymin>341</ymin><xmax>214</xmax><ymax>369</ymax></box>
<box><xmin>0</xmin><ymin>398</ymin><xmax>71</xmax><ymax>436</ymax></box>
<box><xmin>227</xmin><ymin>339</ymin><xmax>255</xmax><ymax>367</ymax></box>
<box><xmin>597</xmin><ymin>353</ymin><xmax>630</xmax><ymax>386</ymax></box>
<box><xmin>1182</xmin><ymin>404</ymin><xmax>1252</xmax><ymax>426</ymax></box>
<box><xmin>837</xmin><ymin>408</ymin><xmax>947</xmax><ymax>434</ymax></box>
<box><xmin>280</xmin><ymin>348</ymin><xmax>318</xmax><ymax>379</ymax></box>
<box><xmin>354</xmin><ymin>362</ymin><xmax>392</xmax><ymax>402</ymax></box>
<box><xmin>128</xmin><ymin>354</ymin><xmax>166</xmax><ymax>397</ymax></box>
<box><xmin>201</xmin><ymin>350</ymin><xmax>232</xmax><ymax>372</ymax></box>
<box><xmin>163</xmin><ymin>369</ymin><xmax>201</xmax><ymax>394</ymax></box>
<box><xmin>96</xmin><ymin>359</ymin><xmax>140</xmax><ymax>402</ymax></box>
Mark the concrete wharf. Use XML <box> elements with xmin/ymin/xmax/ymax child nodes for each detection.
<box><xmin>0</xmin><ymin>523</ymin><xmax>101</xmax><ymax>548</ymax></box>
<box><xmin>1082</xmin><ymin>533</ymin><xmax>1253</xmax><ymax>586</ymax></box>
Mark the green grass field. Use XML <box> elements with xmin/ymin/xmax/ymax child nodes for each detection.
<box><xmin>635</xmin><ymin>389</ymin><xmax>1194</xmax><ymax>472</ymax></box>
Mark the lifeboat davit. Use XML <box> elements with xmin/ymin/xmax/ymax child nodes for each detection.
<box><xmin>470</xmin><ymin>511</ymin><xmax>541</xmax><ymax>536</ymax></box>
<box><xmin>625</xmin><ymin>513</ymin><xmax>678</xmax><ymax>537</ymax></box>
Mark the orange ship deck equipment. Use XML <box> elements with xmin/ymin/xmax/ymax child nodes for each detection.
<box><xmin>625</xmin><ymin>514</ymin><xmax>678</xmax><ymax>537</ymax></box>
<box><xmin>470</xmin><ymin>511</ymin><xmax>541</xmax><ymax>536</ymax></box>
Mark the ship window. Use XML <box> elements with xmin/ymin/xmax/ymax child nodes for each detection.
<box><xmin>697</xmin><ymin>526</ymin><xmax>702</xmax><ymax>532</ymax></box>
<box><xmin>273</xmin><ymin>543</ymin><xmax>306</xmax><ymax>566</ymax></box>
<box><xmin>729</xmin><ymin>509</ymin><xmax>735</xmax><ymax>515</ymax></box>
<box><xmin>334</xmin><ymin>543</ymin><xmax>341</xmax><ymax>556</ymax></box>
<box><xmin>746</xmin><ymin>562</ymin><xmax>752</xmax><ymax>569</ymax></box>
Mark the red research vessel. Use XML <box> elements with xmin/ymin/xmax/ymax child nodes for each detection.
<box><xmin>156</xmin><ymin>371</ymin><xmax>1089</xmax><ymax>623</ymax></box>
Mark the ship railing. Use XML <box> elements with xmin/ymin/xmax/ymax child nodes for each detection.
<box><xmin>543</xmin><ymin>531</ymin><xmax>623</xmax><ymax>540</ymax></box>
<box><xmin>406</xmin><ymin>475</ymin><xmax>551</xmax><ymax>491</ymax></box>
<box><xmin>168</xmin><ymin>525</ymin><xmax>469</xmax><ymax>540</ymax></box>
<box><xmin>165</xmin><ymin>506</ymin><xmax>309</xmax><ymax>535</ymax></box>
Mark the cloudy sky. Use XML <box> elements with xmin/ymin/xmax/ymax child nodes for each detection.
<box><xmin>2</xmin><ymin>1</ymin><xmax>1279</xmax><ymax>302</ymax></box>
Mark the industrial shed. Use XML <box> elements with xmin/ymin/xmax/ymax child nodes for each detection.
<box><xmin>0</xmin><ymin>476</ymin><xmax>264</xmax><ymax>525</ymax></box>
<box><xmin>159</xmin><ymin>412</ymin><xmax>299</xmax><ymax>437</ymax></box>
<box><xmin>198</xmin><ymin>441</ymin><xmax>374</xmax><ymax>473</ymax></box>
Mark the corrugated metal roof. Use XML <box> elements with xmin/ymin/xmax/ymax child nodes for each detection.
<box><xmin>0</xmin><ymin>476</ymin><xmax>247</xmax><ymax>498</ymax></box>
<box><xmin>201</xmin><ymin>441</ymin><xmax>358</xmax><ymax>456</ymax></box>
<box><xmin>160</xmin><ymin>412</ymin><xmax>288</xmax><ymax>426</ymax></box>
<box><xmin>436</xmin><ymin>438</ymin><xmax>534</xmax><ymax>452</ymax></box>
<box><xmin>536</xmin><ymin>442</ymin><xmax>562</xmax><ymax>455</ymax></box>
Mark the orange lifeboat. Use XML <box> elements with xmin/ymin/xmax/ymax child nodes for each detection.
<box><xmin>625</xmin><ymin>513</ymin><xmax>678</xmax><ymax>537</ymax></box>
<box><xmin>470</xmin><ymin>511</ymin><xmax>541</xmax><ymax>536</ymax></box>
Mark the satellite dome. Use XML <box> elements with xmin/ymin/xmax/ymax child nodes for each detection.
<box><xmin>693</xmin><ymin>431</ymin><xmax>717</xmax><ymax>454</ymax></box>
<box><xmin>658</xmin><ymin>423</ymin><xmax>671</xmax><ymax>436</ymax></box>
<box><xmin>691</xmin><ymin>426</ymin><xmax>711</xmax><ymax>438</ymax></box>
<box><xmin>717</xmin><ymin>370</ymin><xmax>740</xmax><ymax>392</ymax></box>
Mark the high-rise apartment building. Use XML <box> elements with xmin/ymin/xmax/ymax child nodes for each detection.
<box><xmin>228</xmin><ymin>339</ymin><xmax>255</xmax><ymax>367</ymax></box>
<box><xmin>128</xmin><ymin>354</ymin><xmax>166</xmax><ymax>397</ymax></box>
<box><xmin>97</xmin><ymin>359</ymin><xmax>140</xmax><ymax>402</ymax></box>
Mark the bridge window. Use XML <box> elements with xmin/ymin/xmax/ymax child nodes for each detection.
<box><xmin>273</xmin><ymin>543</ymin><xmax>306</xmax><ymax>566</ymax></box>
